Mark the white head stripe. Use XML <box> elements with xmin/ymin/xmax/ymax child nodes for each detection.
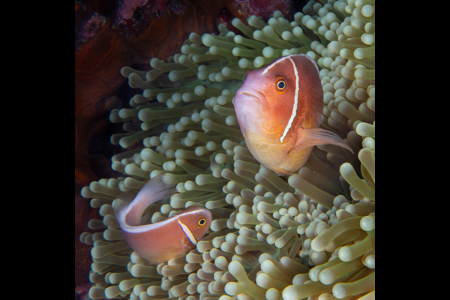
<box><xmin>260</xmin><ymin>55</ymin><xmax>300</xmax><ymax>143</ymax></box>
<box><xmin>262</xmin><ymin>54</ymin><xmax>319</xmax><ymax>75</ymax></box>
<box><xmin>178</xmin><ymin>219</ymin><xmax>197</xmax><ymax>245</ymax></box>
<box><xmin>118</xmin><ymin>207</ymin><xmax>205</xmax><ymax>234</ymax></box>
<box><xmin>262</xmin><ymin>56</ymin><xmax>290</xmax><ymax>75</ymax></box>
<box><xmin>279</xmin><ymin>57</ymin><xmax>299</xmax><ymax>143</ymax></box>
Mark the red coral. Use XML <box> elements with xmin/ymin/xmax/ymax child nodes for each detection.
<box><xmin>113</xmin><ymin>0</ymin><xmax>187</xmax><ymax>37</ymax></box>
<box><xmin>233</xmin><ymin>0</ymin><xmax>291</xmax><ymax>20</ymax></box>
<box><xmin>76</xmin><ymin>14</ymin><xmax>107</xmax><ymax>44</ymax></box>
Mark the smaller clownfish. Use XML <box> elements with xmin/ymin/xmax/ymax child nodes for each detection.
<box><xmin>234</xmin><ymin>54</ymin><xmax>354</xmax><ymax>175</ymax></box>
<box><xmin>114</xmin><ymin>175</ymin><xmax>212</xmax><ymax>265</ymax></box>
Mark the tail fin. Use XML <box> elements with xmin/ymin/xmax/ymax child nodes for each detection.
<box><xmin>114</xmin><ymin>175</ymin><xmax>177</xmax><ymax>227</ymax></box>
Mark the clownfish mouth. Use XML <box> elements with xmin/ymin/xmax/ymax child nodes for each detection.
<box><xmin>238</xmin><ymin>90</ymin><xmax>264</xmax><ymax>104</ymax></box>
<box><xmin>234</xmin><ymin>88</ymin><xmax>267</xmax><ymax>111</ymax></box>
<box><xmin>234</xmin><ymin>89</ymin><xmax>267</xmax><ymax>135</ymax></box>
<box><xmin>241</xmin><ymin>91</ymin><xmax>259</xmax><ymax>99</ymax></box>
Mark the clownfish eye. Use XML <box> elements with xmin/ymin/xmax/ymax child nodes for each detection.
<box><xmin>276</xmin><ymin>79</ymin><xmax>287</xmax><ymax>91</ymax></box>
<box><xmin>197</xmin><ymin>217</ymin><xmax>206</xmax><ymax>227</ymax></box>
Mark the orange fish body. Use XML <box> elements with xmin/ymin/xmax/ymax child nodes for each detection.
<box><xmin>114</xmin><ymin>175</ymin><xmax>212</xmax><ymax>264</ymax></box>
<box><xmin>234</xmin><ymin>54</ymin><xmax>353</xmax><ymax>175</ymax></box>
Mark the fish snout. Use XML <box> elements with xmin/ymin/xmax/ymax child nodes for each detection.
<box><xmin>234</xmin><ymin>88</ymin><xmax>260</xmax><ymax>103</ymax></box>
<box><xmin>234</xmin><ymin>89</ymin><xmax>266</xmax><ymax>134</ymax></box>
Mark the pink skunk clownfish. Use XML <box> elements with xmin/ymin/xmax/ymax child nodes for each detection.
<box><xmin>114</xmin><ymin>175</ymin><xmax>212</xmax><ymax>265</ymax></box>
<box><xmin>234</xmin><ymin>54</ymin><xmax>354</xmax><ymax>175</ymax></box>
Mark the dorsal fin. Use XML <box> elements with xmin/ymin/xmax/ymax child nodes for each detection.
<box><xmin>113</xmin><ymin>192</ymin><xmax>136</xmax><ymax>223</ymax></box>
<box><xmin>114</xmin><ymin>175</ymin><xmax>177</xmax><ymax>227</ymax></box>
<box><xmin>116</xmin><ymin>192</ymin><xmax>135</xmax><ymax>203</ymax></box>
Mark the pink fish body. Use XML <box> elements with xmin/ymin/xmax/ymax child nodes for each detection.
<box><xmin>114</xmin><ymin>175</ymin><xmax>212</xmax><ymax>264</ymax></box>
<box><xmin>234</xmin><ymin>54</ymin><xmax>353</xmax><ymax>175</ymax></box>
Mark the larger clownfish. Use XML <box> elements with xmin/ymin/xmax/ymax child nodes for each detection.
<box><xmin>234</xmin><ymin>54</ymin><xmax>354</xmax><ymax>175</ymax></box>
<box><xmin>114</xmin><ymin>175</ymin><xmax>212</xmax><ymax>265</ymax></box>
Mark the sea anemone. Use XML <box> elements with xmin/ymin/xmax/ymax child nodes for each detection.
<box><xmin>79</xmin><ymin>0</ymin><xmax>375</xmax><ymax>299</ymax></box>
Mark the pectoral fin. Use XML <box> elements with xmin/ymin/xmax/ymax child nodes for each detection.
<box><xmin>292</xmin><ymin>127</ymin><xmax>354</xmax><ymax>154</ymax></box>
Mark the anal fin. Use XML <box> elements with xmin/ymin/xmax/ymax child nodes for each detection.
<box><xmin>292</xmin><ymin>127</ymin><xmax>354</xmax><ymax>154</ymax></box>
